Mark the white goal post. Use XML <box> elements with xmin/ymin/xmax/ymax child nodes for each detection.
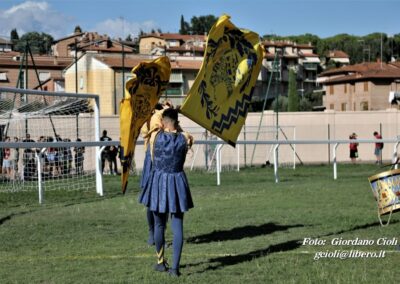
<box><xmin>0</xmin><ymin>87</ymin><xmax>117</xmax><ymax>203</ymax></box>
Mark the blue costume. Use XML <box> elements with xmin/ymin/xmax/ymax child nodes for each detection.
<box><xmin>139</xmin><ymin>130</ymin><xmax>193</xmax><ymax>276</ymax></box>
<box><xmin>139</xmin><ymin>130</ymin><xmax>193</xmax><ymax>212</ymax></box>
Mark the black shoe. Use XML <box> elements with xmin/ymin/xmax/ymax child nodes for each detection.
<box><xmin>168</xmin><ymin>269</ymin><xmax>180</xmax><ymax>277</ymax></box>
<box><xmin>154</xmin><ymin>262</ymin><xmax>168</xmax><ymax>272</ymax></box>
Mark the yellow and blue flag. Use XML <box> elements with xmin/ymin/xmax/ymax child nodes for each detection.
<box><xmin>120</xmin><ymin>56</ymin><xmax>171</xmax><ymax>194</ymax></box>
<box><xmin>180</xmin><ymin>14</ymin><xmax>263</xmax><ymax>146</ymax></box>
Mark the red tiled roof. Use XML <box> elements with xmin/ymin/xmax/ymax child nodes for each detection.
<box><xmin>170</xmin><ymin>60</ymin><xmax>202</xmax><ymax>70</ymax></box>
<box><xmin>166</xmin><ymin>46</ymin><xmax>204</xmax><ymax>53</ymax></box>
<box><xmin>320</xmin><ymin>62</ymin><xmax>393</xmax><ymax>76</ymax></box>
<box><xmin>325</xmin><ymin>50</ymin><xmax>349</xmax><ymax>58</ymax></box>
<box><xmin>299</xmin><ymin>52</ymin><xmax>319</xmax><ymax>58</ymax></box>
<box><xmin>296</xmin><ymin>43</ymin><xmax>314</xmax><ymax>49</ymax></box>
<box><xmin>263</xmin><ymin>41</ymin><xmax>293</xmax><ymax>47</ymax></box>
<box><xmin>94</xmin><ymin>55</ymin><xmax>202</xmax><ymax>70</ymax></box>
<box><xmin>321</xmin><ymin>62</ymin><xmax>400</xmax><ymax>84</ymax></box>
<box><xmin>389</xmin><ymin>61</ymin><xmax>400</xmax><ymax>69</ymax></box>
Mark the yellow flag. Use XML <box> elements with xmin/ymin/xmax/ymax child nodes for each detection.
<box><xmin>120</xmin><ymin>56</ymin><xmax>171</xmax><ymax>194</ymax></box>
<box><xmin>180</xmin><ymin>15</ymin><xmax>263</xmax><ymax>146</ymax></box>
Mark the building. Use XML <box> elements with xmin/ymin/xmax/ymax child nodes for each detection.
<box><xmin>0</xmin><ymin>37</ymin><xmax>13</xmax><ymax>52</ymax></box>
<box><xmin>63</xmin><ymin>53</ymin><xmax>201</xmax><ymax>115</ymax></box>
<box><xmin>257</xmin><ymin>40</ymin><xmax>321</xmax><ymax>104</ymax></box>
<box><xmin>0</xmin><ymin>51</ymin><xmax>72</xmax><ymax>90</ymax></box>
<box><xmin>139</xmin><ymin>33</ymin><xmax>206</xmax><ymax>57</ymax></box>
<box><xmin>322</xmin><ymin>50</ymin><xmax>350</xmax><ymax>69</ymax></box>
<box><xmin>52</xmin><ymin>31</ymin><xmax>134</xmax><ymax>58</ymax></box>
<box><xmin>318</xmin><ymin>62</ymin><xmax>400</xmax><ymax>111</ymax></box>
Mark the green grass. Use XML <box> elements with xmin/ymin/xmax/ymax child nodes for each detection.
<box><xmin>0</xmin><ymin>164</ymin><xmax>399</xmax><ymax>283</ymax></box>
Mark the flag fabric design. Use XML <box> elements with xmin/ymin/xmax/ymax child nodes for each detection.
<box><xmin>179</xmin><ymin>14</ymin><xmax>263</xmax><ymax>146</ymax></box>
<box><xmin>120</xmin><ymin>56</ymin><xmax>171</xmax><ymax>194</ymax></box>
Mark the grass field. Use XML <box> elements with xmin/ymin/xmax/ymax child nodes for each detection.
<box><xmin>0</xmin><ymin>164</ymin><xmax>399</xmax><ymax>283</ymax></box>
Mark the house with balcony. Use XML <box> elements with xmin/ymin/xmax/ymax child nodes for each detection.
<box><xmin>257</xmin><ymin>40</ymin><xmax>321</xmax><ymax>105</ymax></box>
<box><xmin>0</xmin><ymin>37</ymin><xmax>13</xmax><ymax>52</ymax></box>
<box><xmin>318</xmin><ymin>62</ymin><xmax>400</xmax><ymax>111</ymax></box>
<box><xmin>139</xmin><ymin>33</ymin><xmax>206</xmax><ymax>57</ymax></box>
<box><xmin>322</xmin><ymin>50</ymin><xmax>350</xmax><ymax>69</ymax></box>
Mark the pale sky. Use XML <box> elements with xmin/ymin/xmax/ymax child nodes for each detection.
<box><xmin>0</xmin><ymin>0</ymin><xmax>399</xmax><ymax>39</ymax></box>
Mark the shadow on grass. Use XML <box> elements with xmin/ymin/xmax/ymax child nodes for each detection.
<box><xmin>186</xmin><ymin>222</ymin><xmax>305</xmax><ymax>244</ymax></box>
<box><xmin>184</xmin><ymin>239</ymin><xmax>302</xmax><ymax>274</ymax></box>
<box><xmin>185</xmin><ymin>220</ymin><xmax>399</xmax><ymax>274</ymax></box>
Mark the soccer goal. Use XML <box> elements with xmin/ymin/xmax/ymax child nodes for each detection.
<box><xmin>0</xmin><ymin>87</ymin><xmax>115</xmax><ymax>203</ymax></box>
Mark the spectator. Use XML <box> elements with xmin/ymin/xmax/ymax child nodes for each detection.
<box><xmin>22</xmin><ymin>133</ymin><xmax>35</xmax><ymax>180</ymax></box>
<box><xmin>373</xmin><ymin>131</ymin><xmax>383</xmax><ymax>165</ymax></box>
<box><xmin>74</xmin><ymin>138</ymin><xmax>85</xmax><ymax>175</ymax></box>
<box><xmin>2</xmin><ymin>137</ymin><xmax>12</xmax><ymax>179</ymax></box>
<box><xmin>100</xmin><ymin>130</ymin><xmax>112</xmax><ymax>174</ymax></box>
<box><xmin>109</xmin><ymin>145</ymin><xmax>119</xmax><ymax>175</ymax></box>
<box><xmin>349</xmin><ymin>133</ymin><xmax>359</xmax><ymax>163</ymax></box>
<box><xmin>13</xmin><ymin>137</ymin><xmax>20</xmax><ymax>177</ymax></box>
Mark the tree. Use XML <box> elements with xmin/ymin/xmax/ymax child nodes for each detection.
<box><xmin>10</xmin><ymin>28</ymin><xmax>19</xmax><ymax>51</ymax></box>
<box><xmin>15</xmin><ymin>32</ymin><xmax>54</xmax><ymax>54</ymax></box>
<box><xmin>179</xmin><ymin>15</ymin><xmax>190</xmax><ymax>35</ymax></box>
<box><xmin>74</xmin><ymin>25</ymin><xmax>82</xmax><ymax>34</ymax></box>
<box><xmin>287</xmin><ymin>69</ymin><xmax>299</xmax><ymax>111</ymax></box>
<box><xmin>271</xmin><ymin>96</ymin><xmax>288</xmax><ymax>112</ymax></box>
<box><xmin>125</xmin><ymin>34</ymin><xmax>132</xmax><ymax>41</ymax></box>
<box><xmin>190</xmin><ymin>15</ymin><xmax>218</xmax><ymax>34</ymax></box>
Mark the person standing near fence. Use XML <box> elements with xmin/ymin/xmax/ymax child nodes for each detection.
<box><xmin>373</xmin><ymin>131</ymin><xmax>383</xmax><ymax>165</ymax></box>
<box><xmin>100</xmin><ymin>130</ymin><xmax>112</xmax><ymax>174</ymax></box>
<box><xmin>139</xmin><ymin>108</ymin><xmax>193</xmax><ymax>277</ymax></box>
<box><xmin>349</xmin><ymin>133</ymin><xmax>359</xmax><ymax>163</ymax></box>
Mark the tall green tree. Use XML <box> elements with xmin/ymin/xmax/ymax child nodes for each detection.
<box><xmin>74</xmin><ymin>25</ymin><xmax>82</xmax><ymax>33</ymax></box>
<box><xmin>15</xmin><ymin>32</ymin><xmax>54</xmax><ymax>54</ymax></box>
<box><xmin>287</xmin><ymin>69</ymin><xmax>299</xmax><ymax>111</ymax></box>
<box><xmin>10</xmin><ymin>28</ymin><xmax>19</xmax><ymax>51</ymax></box>
<box><xmin>179</xmin><ymin>15</ymin><xmax>190</xmax><ymax>35</ymax></box>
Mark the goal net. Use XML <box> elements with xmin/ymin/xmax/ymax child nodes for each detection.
<box><xmin>0</xmin><ymin>87</ymin><xmax>104</xmax><ymax>200</ymax></box>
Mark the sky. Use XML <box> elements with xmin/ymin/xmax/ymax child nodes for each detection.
<box><xmin>0</xmin><ymin>0</ymin><xmax>400</xmax><ymax>40</ymax></box>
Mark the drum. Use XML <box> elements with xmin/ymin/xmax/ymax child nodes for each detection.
<box><xmin>368</xmin><ymin>169</ymin><xmax>400</xmax><ymax>221</ymax></box>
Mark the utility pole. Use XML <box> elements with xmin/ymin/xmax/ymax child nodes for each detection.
<box><xmin>380</xmin><ymin>33</ymin><xmax>383</xmax><ymax>68</ymax></box>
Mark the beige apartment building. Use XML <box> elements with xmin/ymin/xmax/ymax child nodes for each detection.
<box><xmin>319</xmin><ymin>62</ymin><xmax>400</xmax><ymax>111</ymax></box>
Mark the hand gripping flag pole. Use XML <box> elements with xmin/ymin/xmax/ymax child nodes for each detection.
<box><xmin>120</xmin><ymin>56</ymin><xmax>171</xmax><ymax>194</ymax></box>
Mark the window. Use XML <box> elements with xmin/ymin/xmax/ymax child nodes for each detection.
<box><xmin>39</xmin><ymin>72</ymin><xmax>50</xmax><ymax>82</ymax></box>
<box><xmin>329</xmin><ymin>85</ymin><xmax>334</xmax><ymax>95</ymax></box>
<box><xmin>330</xmin><ymin>104</ymin><xmax>334</xmax><ymax>110</ymax></box>
<box><xmin>352</xmin><ymin>84</ymin><xmax>355</xmax><ymax>93</ymax></box>
<box><xmin>360</xmin><ymin>101</ymin><xmax>368</xmax><ymax>111</ymax></box>
<box><xmin>341</xmin><ymin>103</ymin><xmax>347</xmax><ymax>111</ymax></box>
<box><xmin>344</xmin><ymin>84</ymin><xmax>347</xmax><ymax>93</ymax></box>
<box><xmin>0</xmin><ymin>72</ymin><xmax>7</xmax><ymax>81</ymax></box>
<box><xmin>363</xmin><ymin>82</ymin><xmax>368</xmax><ymax>92</ymax></box>
<box><xmin>79</xmin><ymin>76</ymin><xmax>84</xmax><ymax>89</ymax></box>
